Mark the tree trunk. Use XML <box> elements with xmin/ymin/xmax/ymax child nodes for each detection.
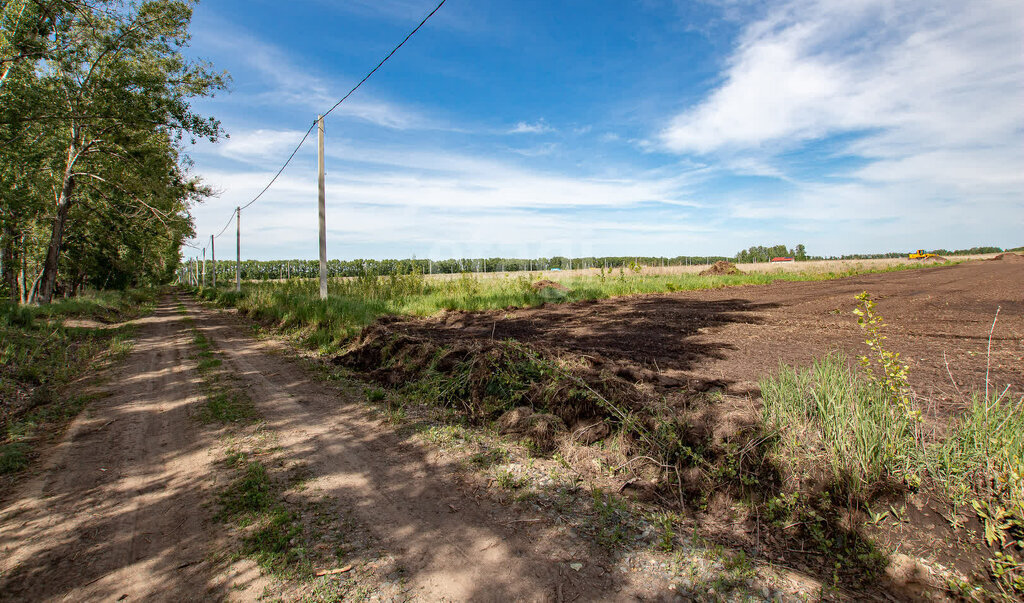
<box><xmin>1</xmin><ymin>221</ymin><xmax>17</xmax><ymax>302</ymax></box>
<box><xmin>36</xmin><ymin>127</ymin><xmax>80</xmax><ymax>305</ymax></box>
<box><xmin>35</xmin><ymin>176</ymin><xmax>75</xmax><ymax>304</ymax></box>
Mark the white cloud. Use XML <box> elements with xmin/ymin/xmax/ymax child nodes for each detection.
<box><xmin>218</xmin><ymin>129</ymin><xmax>309</xmax><ymax>163</ymax></box>
<box><xmin>663</xmin><ymin>0</ymin><xmax>1023</xmax><ymax>153</ymax></box>
<box><xmin>658</xmin><ymin>0</ymin><xmax>1024</xmax><ymax>242</ymax></box>
<box><xmin>508</xmin><ymin>120</ymin><xmax>554</xmax><ymax>134</ymax></box>
<box><xmin>508</xmin><ymin>142</ymin><xmax>559</xmax><ymax>157</ymax></box>
<box><xmin>188</xmin><ymin>138</ymin><xmax>714</xmax><ymax>258</ymax></box>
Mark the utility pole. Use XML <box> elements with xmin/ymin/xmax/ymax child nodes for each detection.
<box><xmin>235</xmin><ymin>207</ymin><xmax>241</xmax><ymax>293</ymax></box>
<box><xmin>210</xmin><ymin>234</ymin><xmax>216</xmax><ymax>288</ymax></box>
<box><xmin>317</xmin><ymin>114</ymin><xmax>328</xmax><ymax>300</ymax></box>
<box><xmin>202</xmin><ymin>247</ymin><xmax>206</xmax><ymax>287</ymax></box>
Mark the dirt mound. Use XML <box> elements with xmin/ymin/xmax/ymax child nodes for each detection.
<box><xmin>336</xmin><ymin>322</ymin><xmax>651</xmax><ymax>431</ymax></box>
<box><xmin>911</xmin><ymin>255</ymin><xmax>947</xmax><ymax>263</ymax></box>
<box><xmin>530</xmin><ymin>279</ymin><xmax>569</xmax><ymax>292</ymax></box>
<box><xmin>335</xmin><ymin>320</ymin><xmax>776</xmax><ymax>505</ymax></box>
<box><xmin>700</xmin><ymin>261</ymin><xmax>742</xmax><ymax>276</ymax></box>
<box><xmin>992</xmin><ymin>252</ymin><xmax>1024</xmax><ymax>262</ymax></box>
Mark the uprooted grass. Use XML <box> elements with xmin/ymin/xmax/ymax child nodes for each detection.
<box><xmin>1</xmin><ymin>289</ymin><xmax>153</xmax><ymax>477</ymax></box>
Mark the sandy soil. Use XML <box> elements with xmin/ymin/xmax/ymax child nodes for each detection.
<box><xmin>179</xmin><ymin>297</ymin><xmax>651</xmax><ymax>601</ymax></box>
<box><xmin>0</xmin><ymin>300</ymin><xmax>230</xmax><ymax>601</ymax></box>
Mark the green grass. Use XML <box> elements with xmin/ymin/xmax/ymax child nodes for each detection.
<box><xmin>762</xmin><ymin>354</ymin><xmax>1024</xmax><ymax>593</ymax></box>
<box><xmin>1</xmin><ymin>289</ymin><xmax>150</xmax><ymax>475</ymax></box>
<box><xmin>198</xmin><ymin>391</ymin><xmax>257</xmax><ymax>424</ymax></box>
<box><xmin>760</xmin><ymin>354</ymin><xmax>918</xmax><ymax>498</ymax></box>
<box><xmin>762</xmin><ymin>354</ymin><xmax>1024</xmax><ymax>507</ymax></box>
<box><xmin>217</xmin><ymin>460</ymin><xmax>275</xmax><ymax>520</ymax></box>
<box><xmin>217</xmin><ymin>457</ymin><xmax>309</xmax><ymax>576</ymax></box>
<box><xmin>242</xmin><ymin>507</ymin><xmax>306</xmax><ymax>572</ymax></box>
<box><xmin>0</xmin><ymin>442</ymin><xmax>29</xmax><ymax>474</ymax></box>
<box><xmin>187</xmin><ymin>261</ymin><xmax>955</xmax><ymax>353</ymax></box>
<box><xmin>185</xmin><ymin>324</ymin><xmax>258</xmax><ymax>425</ymax></box>
<box><xmin>494</xmin><ymin>467</ymin><xmax>529</xmax><ymax>490</ymax></box>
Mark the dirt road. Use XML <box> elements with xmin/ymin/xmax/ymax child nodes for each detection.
<box><xmin>0</xmin><ymin>300</ymin><xmax>227</xmax><ymax>600</ymax></box>
<box><xmin>0</xmin><ymin>297</ymin><xmax>650</xmax><ymax>601</ymax></box>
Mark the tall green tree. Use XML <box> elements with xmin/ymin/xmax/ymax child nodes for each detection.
<box><xmin>1</xmin><ymin>0</ymin><xmax>226</xmax><ymax>303</ymax></box>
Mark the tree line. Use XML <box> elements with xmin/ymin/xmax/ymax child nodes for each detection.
<box><xmin>182</xmin><ymin>244</ymin><xmax>1016</xmax><ymax>283</ymax></box>
<box><xmin>178</xmin><ymin>255</ymin><xmax>735</xmax><ymax>283</ymax></box>
<box><xmin>1</xmin><ymin>0</ymin><xmax>225</xmax><ymax>304</ymax></box>
<box><xmin>734</xmin><ymin>244</ymin><xmax>807</xmax><ymax>263</ymax></box>
<box><xmin>734</xmin><ymin>244</ymin><xmax>1008</xmax><ymax>263</ymax></box>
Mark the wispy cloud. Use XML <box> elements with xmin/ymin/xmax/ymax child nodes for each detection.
<box><xmin>194</xmin><ymin>20</ymin><xmax>438</xmax><ymax>131</ymax></box>
<box><xmin>217</xmin><ymin>129</ymin><xmax>309</xmax><ymax>163</ymax></box>
<box><xmin>190</xmin><ymin>136</ymin><xmax>713</xmax><ymax>258</ymax></box>
<box><xmin>508</xmin><ymin>120</ymin><xmax>555</xmax><ymax>134</ymax></box>
<box><xmin>660</xmin><ymin>0</ymin><xmax>1024</xmax><ymax>167</ymax></box>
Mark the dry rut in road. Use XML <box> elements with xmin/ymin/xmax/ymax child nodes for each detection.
<box><xmin>1</xmin><ymin>296</ymin><xmax>659</xmax><ymax>601</ymax></box>
<box><xmin>0</xmin><ymin>298</ymin><xmax>231</xmax><ymax>601</ymax></box>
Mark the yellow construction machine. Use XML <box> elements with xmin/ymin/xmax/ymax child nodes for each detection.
<box><xmin>908</xmin><ymin>249</ymin><xmax>938</xmax><ymax>259</ymax></box>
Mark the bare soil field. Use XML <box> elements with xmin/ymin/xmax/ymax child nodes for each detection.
<box><xmin>387</xmin><ymin>258</ymin><xmax>1023</xmax><ymax>420</ymax></box>
<box><xmin>336</xmin><ymin>257</ymin><xmax>1023</xmax><ymax>597</ymax></box>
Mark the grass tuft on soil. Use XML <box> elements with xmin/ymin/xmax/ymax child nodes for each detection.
<box><xmin>761</xmin><ymin>354</ymin><xmax>918</xmax><ymax>499</ymax></box>
<box><xmin>181</xmin><ymin>315</ymin><xmax>258</xmax><ymax>425</ymax></box>
<box><xmin>762</xmin><ymin>353</ymin><xmax>1024</xmax><ymax>594</ymax></box>
<box><xmin>216</xmin><ymin>457</ymin><xmax>310</xmax><ymax>576</ymax></box>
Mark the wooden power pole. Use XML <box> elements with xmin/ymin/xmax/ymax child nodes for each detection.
<box><xmin>235</xmin><ymin>207</ymin><xmax>241</xmax><ymax>293</ymax></box>
<box><xmin>210</xmin><ymin>234</ymin><xmax>216</xmax><ymax>288</ymax></box>
<box><xmin>317</xmin><ymin>115</ymin><xmax>328</xmax><ymax>300</ymax></box>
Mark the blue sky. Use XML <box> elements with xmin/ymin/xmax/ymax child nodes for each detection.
<box><xmin>183</xmin><ymin>0</ymin><xmax>1024</xmax><ymax>261</ymax></box>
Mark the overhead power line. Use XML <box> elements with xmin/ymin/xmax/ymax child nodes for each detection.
<box><xmin>322</xmin><ymin>0</ymin><xmax>447</xmax><ymax>120</ymax></box>
<box><xmin>202</xmin><ymin>0</ymin><xmax>447</xmax><ymax>244</ymax></box>
<box><xmin>213</xmin><ymin>209</ymin><xmax>235</xmax><ymax>239</ymax></box>
<box><xmin>239</xmin><ymin>121</ymin><xmax>316</xmax><ymax>212</ymax></box>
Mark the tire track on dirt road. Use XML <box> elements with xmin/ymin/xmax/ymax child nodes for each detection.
<box><xmin>182</xmin><ymin>298</ymin><xmax>648</xmax><ymax>602</ymax></box>
<box><xmin>0</xmin><ymin>298</ymin><xmax>233</xmax><ymax>601</ymax></box>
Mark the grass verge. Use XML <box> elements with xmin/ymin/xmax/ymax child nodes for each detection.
<box><xmin>1</xmin><ymin>289</ymin><xmax>155</xmax><ymax>477</ymax></box>
<box><xmin>178</xmin><ymin>303</ymin><xmax>258</xmax><ymax>425</ymax></box>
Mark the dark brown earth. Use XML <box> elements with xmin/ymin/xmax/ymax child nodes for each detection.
<box><xmin>389</xmin><ymin>261</ymin><xmax>1024</xmax><ymax>423</ymax></box>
